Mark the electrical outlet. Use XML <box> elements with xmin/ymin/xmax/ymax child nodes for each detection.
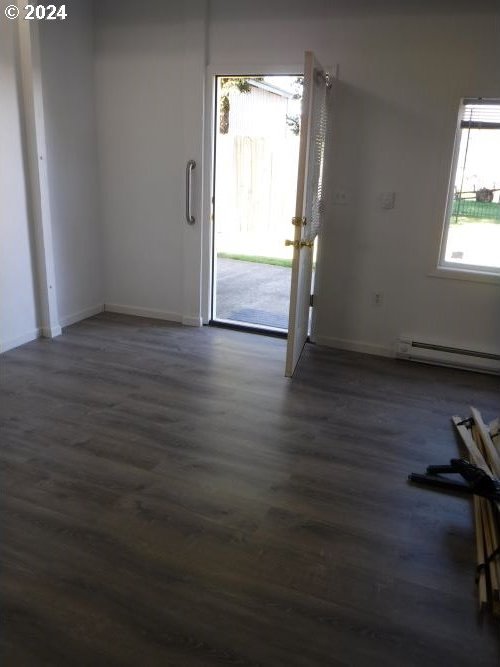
<box><xmin>373</xmin><ymin>292</ymin><xmax>384</xmax><ymax>306</ymax></box>
<box><xmin>333</xmin><ymin>190</ymin><xmax>349</xmax><ymax>205</ymax></box>
<box><xmin>379</xmin><ymin>192</ymin><xmax>396</xmax><ymax>209</ymax></box>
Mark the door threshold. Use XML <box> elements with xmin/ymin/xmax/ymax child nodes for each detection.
<box><xmin>209</xmin><ymin>319</ymin><xmax>287</xmax><ymax>339</ymax></box>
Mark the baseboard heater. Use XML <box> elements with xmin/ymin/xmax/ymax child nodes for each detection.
<box><xmin>397</xmin><ymin>337</ymin><xmax>500</xmax><ymax>374</ymax></box>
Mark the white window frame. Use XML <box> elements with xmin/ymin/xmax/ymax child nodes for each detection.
<box><xmin>437</xmin><ymin>97</ymin><xmax>500</xmax><ymax>280</ymax></box>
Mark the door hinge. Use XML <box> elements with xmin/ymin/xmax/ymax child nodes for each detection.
<box><xmin>310</xmin><ymin>294</ymin><xmax>314</xmax><ymax>307</ymax></box>
<box><xmin>291</xmin><ymin>216</ymin><xmax>307</xmax><ymax>226</ymax></box>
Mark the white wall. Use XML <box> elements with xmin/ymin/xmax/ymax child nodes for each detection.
<box><xmin>209</xmin><ymin>0</ymin><xmax>500</xmax><ymax>356</ymax></box>
<box><xmin>38</xmin><ymin>0</ymin><xmax>103</xmax><ymax>327</ymax></box>
<box><xmin>94</xmin><ymin>0</ymin><xmax>206</xmax><ymax>324</ymax></box>
<box><xmin>94</xmin><ymin>0</ymin><xmax>499</xmax><ymax>357</ymax></box>
<box><xmin>0</xmin><ymin>11</ymin><xmax>39</xmax><ymax>352</ymax></box>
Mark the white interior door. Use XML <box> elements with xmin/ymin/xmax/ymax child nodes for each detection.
<box><xmin>285</xmin><ymin>51</ymin><xmax>330</xmax><ymax>377</ymax></box>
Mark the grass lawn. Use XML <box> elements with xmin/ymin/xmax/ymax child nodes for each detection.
<box><xmin>217</xmin><ymin>252</ymin><xmax>293</xmax><ymax>268</ymax></box>
<box><xmin>451</xmin><ymin>216</ymin><xmax>500</xmax><ymax>225</ymax></box>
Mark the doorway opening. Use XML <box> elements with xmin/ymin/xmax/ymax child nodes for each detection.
<box><xmin>211</xmin><ymin>74</ymin><xmax>303</xmax><ymax>333</ymax></box>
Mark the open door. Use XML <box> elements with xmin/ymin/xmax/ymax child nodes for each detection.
<box><xmin>285</xmin><ymin>52</ymin><xmax>331</xmax><ymax>377</ymax></box>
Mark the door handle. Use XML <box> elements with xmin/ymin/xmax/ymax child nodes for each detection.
<box><xmin>185</xmin><ymin>159</ymin><xmax>196</xmax><ymax>224</ymax></box>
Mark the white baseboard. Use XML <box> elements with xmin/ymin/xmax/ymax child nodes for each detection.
<box><xmin>0</xmin><ymin>328</ymin><xmax>41</xmax><ymax>353</ymax></box>
<box><xmin>59</xmin><ymin>304</ymin><xmax>104</xmax><ymax>328</ymax></box>
<box><xmin>104</xmin><ymin>303</ymin><xmax>182</xmax><ymax>323</ymax></box>
<box><xmin>1</xmin><ymin>321</ymin><xmax>64</xmax><ymax>353</ymax></box>
<box><xmin>182</xmin><ymin>315</ymin><xmax>203</xmax><ymax>327</ymax></box>
<box><xmin>40</xmin><ymin>325</ymin><xmax>62</xmax><ymax>338</ymax></box>
<box><xmin>314</xmin><ymin>335</ymin><xmax>393</xmax><ymax>358</ymax></box>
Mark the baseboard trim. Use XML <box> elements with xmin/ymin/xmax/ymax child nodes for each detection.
<box><xmin>314</xmin><ymin>335</ymin><xmax>393</xmax><ymax>358</ymax></box>
<box><xmin>59</xmin><ymin>304</ymin><xmax>104</xmax><ymax>328</ymax></box>
<box><xmin>0</xmin><ymin>328</ymin><xmax>41</xmax><ymax>353</ymax></box>
<box><xmin>182</xmin><ymin>315</ymin><xmax>203</xmax><ymax>327</ymax></box>
<box><xmin>40</xmin><ymin>325</ymin><xmax>62</xmax><ymax>338</ymax></box>
<box><xmin>104</xmin><ymin>303</ymin><xmax>182</xmax><ymax>323</ymax></box>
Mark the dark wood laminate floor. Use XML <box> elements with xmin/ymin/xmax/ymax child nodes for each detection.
<box><xmin>1</xmin><ymin>313</ymin><xmax>499</xmax><ymax>666</ymax></box>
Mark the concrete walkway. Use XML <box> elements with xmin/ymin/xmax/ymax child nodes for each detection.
<box><xmin>215</xmin><ymin>258</ymin><xmax>291</xmax><ymax>329</ymax></box>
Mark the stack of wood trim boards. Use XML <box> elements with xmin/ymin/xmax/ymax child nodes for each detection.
<box><xmin>453</xmin><ymin>407</ymin><xmax>500</xmax><ymax>615</ymax></box>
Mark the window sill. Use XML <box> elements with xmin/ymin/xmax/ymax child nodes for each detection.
<box><xmin>429</xmin><ymin>265</ymin><xmax>500</xmax><ymax>285</ymax></box>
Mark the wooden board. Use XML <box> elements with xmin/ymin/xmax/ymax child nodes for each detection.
<box><xmin>470</xmin><ymin>406</ymin><xmax>500</xmax><ymax>479</ymax></box>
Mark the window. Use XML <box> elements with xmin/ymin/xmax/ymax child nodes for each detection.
<box><xmin>440</xmin><ymin>98</ymin><xmax>500</xmax><ymax>274</ymax></box>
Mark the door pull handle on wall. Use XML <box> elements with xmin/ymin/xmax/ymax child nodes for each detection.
<box><xmin>186</xmin><ymin>159</ymin><xmax>196</xmax><ymax>224</ymax></box>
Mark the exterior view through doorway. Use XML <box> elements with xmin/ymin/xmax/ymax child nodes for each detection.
<box><xmin>211</xmin><ymin>74</ymin><xmax>304</xmax><ymax>332</ymax></box>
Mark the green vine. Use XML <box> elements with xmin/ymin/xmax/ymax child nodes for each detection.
<box><xmin>219</xmin><ymin>77</ymin><xmax>261</xmax><ymax>134</ymax></box>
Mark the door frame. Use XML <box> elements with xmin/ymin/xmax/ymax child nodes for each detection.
<box><xmin>201</xmin><ymin>63</ymin><xmax>305</xmax><ymax>327</ymax></box>
<box><xmin>17</xmin><ymin>18</ymin><xmax>61</xmax><ymax>339</ymax></box>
